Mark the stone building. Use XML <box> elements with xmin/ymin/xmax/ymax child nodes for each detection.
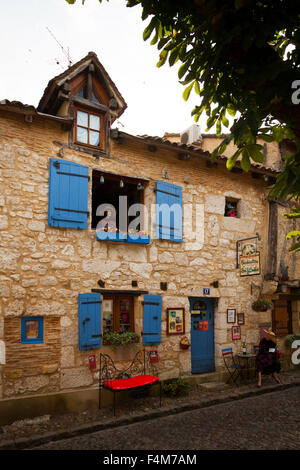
<box><xmin>0</xmin><ymin>52</ymin><xmax>299</xmax><ymax>422</ymax></box>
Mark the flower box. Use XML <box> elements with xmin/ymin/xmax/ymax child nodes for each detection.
<box><xmin>126</xmin><ymin>234</ymin><xmax>150</xmax><ymax>245</ymax></box>
<box><xmin>96</xmin><ymin>230</ymin><xmax>127</xmax><ymax>242</ymax></box>
<box><xmin>96</xmin><ymin>230</ymin><xmax>150</xmax><ymax>245</ymax></box>
<box><xmin>103</xmin><ymin>332</ymin><xmax>140</xmax><ymax>350</ymax></box>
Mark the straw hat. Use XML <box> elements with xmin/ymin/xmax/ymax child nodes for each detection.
<box><xmin>263</xmin><ymin>328</ymin><xmax>277</xmax><ymax>343</ymax></box>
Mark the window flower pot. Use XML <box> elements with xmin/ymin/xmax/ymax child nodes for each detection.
<box><xmin>96</xmin><ymin>230</ymin><xmax>150</xmax><ymax>244</ymax></box>
<box><xmin>126</xmin><ymin>233</ymin><xmax>150</xmax><ymax>245</ymax></box>
<box><xmin>102</xmin><ymin>332</ymin><xmax>140</xmax><ymax>350</ymax></box>
<box><xmin>96</xmin><ymin>230</ymin><xmax>127</xmax><ymax>242</ymax></box>
<box><xmin>180</xmin><ymin>336</ymin><xmax>190</xmax><ymax>350</ymax></box>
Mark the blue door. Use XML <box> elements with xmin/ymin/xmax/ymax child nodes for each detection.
<box><xmin>190</xmin><ymin>297</ymin><xmax>215</xmax><ymax>374</ymax></box>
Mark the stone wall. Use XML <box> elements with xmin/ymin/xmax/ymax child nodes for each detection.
<box><xmin>0</xmin><ymin>109</ymin><xmax>294</xmax><ymax>401</ymax></box>
<box><xmin>276</xmin><ymin>202</ymin><xmax>300</xmax><ymax>281</ymax></box>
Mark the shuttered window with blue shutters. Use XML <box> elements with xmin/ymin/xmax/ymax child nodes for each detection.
<box><xmin>156</xmin><ymin>180</ymin><xmax>183</xmax><ymax>242</ymax></box>
<box><xmin>78</xmin><ymin>293</ymin><xmax>102</xmax><ymax>350</ymax></box>
<box><xmin>142</xmin><ymin>295</ymin><xmax>162</xmax><ymax>345</ymax></box>
<box><xmin>48</xmin><ymin>158</ymin><xmax>89</xmax><ymax>229</ymax></box>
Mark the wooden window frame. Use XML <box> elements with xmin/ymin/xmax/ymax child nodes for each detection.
<box><xmin>74</xmin><ymin>105</ymin><xmax>105</xmax><ymax>151</ymax></box>
<box><xmin>103</xmin><ymin>295</ymin><xmax>134</xmax><ymax>333</ymax></box>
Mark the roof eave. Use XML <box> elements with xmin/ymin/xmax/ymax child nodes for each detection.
<box><xmin>115</xmin><ymin>130</ymin><xmax>280</xmax><ymax>177</ymax></box>
<box><xmin>0</xmin><ymin>100</ymin><xmax>73</xmax><ymax>126</ymax></box>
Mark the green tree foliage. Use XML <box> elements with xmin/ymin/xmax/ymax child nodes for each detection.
<box><xmin>66</xmin><ymin>0</ymin><xmax>300</xmax><ymax>250</ymax></box>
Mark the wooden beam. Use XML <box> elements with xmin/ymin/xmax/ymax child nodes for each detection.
<box><xmin>278</xmin><ymin>294</ymin><xmax>300</xmax><ymax>301</ymax></box>
<box><xmin>266</xmin><ymin>200</ymin><xmax>278</xmax><ymax>277</ymax></box>
<box><xmin>87</xmin><ymin>72</ymin><xmax>93</xmax><ymax>101</ymax></box>
<box><xmin>72</xmin><ymin>96</ymin><xmax>108</xmax><ymax>113</ymax></box>
<box><xmin>91</xmin><ymin>289</ymin><xmax>149</xmax><ymax>296</ymax></box>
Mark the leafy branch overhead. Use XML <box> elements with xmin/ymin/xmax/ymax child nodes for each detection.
<box><xmin>65</xmin><ymin>0</ymin><xmax>300</xmax><ymax>250</ymax></box>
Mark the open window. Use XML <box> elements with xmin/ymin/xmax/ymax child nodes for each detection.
<box><xmin>92</xmin><ymin>170</ymin><xmax>149</xmax><ymax>243</ymax></box>
<box><xmin>224</xmin><ymin>197</ymin><xmax>239</xmax><ymax>218</ymax></box>
<box><xmin>103</xmin><ymin>296</ymin><xmax>134</xmax><ymax>333</ymax></box>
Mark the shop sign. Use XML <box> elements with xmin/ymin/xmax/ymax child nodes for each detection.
<box><xmin>240</xmin><ymin>252</ymin><xmax>260</xmax><ymax>276</ymax></box>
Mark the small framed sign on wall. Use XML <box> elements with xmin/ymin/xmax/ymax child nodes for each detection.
<box><xmin>227</xmin><ymin>309</ymin><xmax>236</xmax><ymax>324</ymax></box>
<box><xmin>166</xmin><ymin>308</ymin><xmax>185</xmax><ymax>335</ymax></box>
<box><xmin>232</xmin><ymin>325</ymin><xmax>241</xmax><ymax>340</ymax></box>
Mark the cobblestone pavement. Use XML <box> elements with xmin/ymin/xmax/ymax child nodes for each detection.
<box><xmin>32</xmin><ymin>387</ymin><xmax>300</xmax><ymax>450</ymax></box>
<box><xmin>0</xmin><ymin>369</ymin><xmax>299</xmax><ymax>450</ymax></box>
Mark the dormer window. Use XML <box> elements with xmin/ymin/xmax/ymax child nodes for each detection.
<box><xmin>37</xmin><ymin>52</ymin><xmax>127</xmax><ymax>155</ymax></box>
<box><xmin>74</xmin><ymin>106</ymin><xmax>104</xmax><ymax>149</ymax></box>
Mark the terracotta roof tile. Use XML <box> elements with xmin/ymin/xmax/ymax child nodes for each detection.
<box><xmin>135</xmin><ymin>133</ymin><xmax>280</xmax><ymax>174</ymax></box>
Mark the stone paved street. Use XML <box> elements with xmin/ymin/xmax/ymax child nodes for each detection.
<box><xmin>33</xmin><ymin>387</ymin><xmax>300</xmax><ymax>450</ymax></box>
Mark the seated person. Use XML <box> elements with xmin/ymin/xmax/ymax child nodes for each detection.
<box><xmin>256</xmin><ymin>328</ymin><xmax>281</xmax><ymax>387</ymax></box>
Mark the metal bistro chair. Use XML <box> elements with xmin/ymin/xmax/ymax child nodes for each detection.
<box><xmin>222</xmin><ymin>348</ymin><xmax>242</xmax><ymax>386</ymax></box>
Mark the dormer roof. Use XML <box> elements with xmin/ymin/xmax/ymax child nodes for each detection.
<box><xmin>37</xmin><ymin>51</ymin><xmax>127</xmax><ymax>121</ymax></box>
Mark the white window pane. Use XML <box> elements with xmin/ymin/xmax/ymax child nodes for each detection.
<box><xmin>77</xmin><ymin>110</ymin><xmax>88</xmax><ymax>127</ymax></box>
<box><xmin>77</xmin><ymin>126</ymin><xmax>88</xmax><ymax>144</ymax></box>
<box><xmin>90</xmin><ymin>130</ymin><xmax>100</xmax><ymax>146</ymax></box>
<box><xmin>90</xmin><ymin>114</ymin><xmax>100</xmax><ymax>130</ymax></box>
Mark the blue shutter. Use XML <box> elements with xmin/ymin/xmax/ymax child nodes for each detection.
<box><xmin>142</xmin><ymin>295</ymin><xmax>162</xmax><ymax>345</ymax></box>
<box><xmin>78</xmin><ymin>293</ymin><xmax>102</xmax><ymax>350</ymax></box>
<box><xmin>48</xmin><ymin>158</ymin><xmax>89</xmax><ymax>229</ymax></box>
<box><xmin>156</xmin><ymin>180</ymin><xmax>183</xmax><ymax>242</ymax></box>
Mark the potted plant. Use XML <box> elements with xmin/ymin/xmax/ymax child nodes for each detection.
<box><xmin>103</xmin><ymin>331</ymin><xmax>140</xmax><ymax>350</ymax></box>
<box><xmin>251</xmin><ymin>299</ymin><xmax>273</xmax><ymax>312</ymax></box>
<box><xmin>180</xmin><ymin>336</ymin><xmax>190</xmax><ymax>350</ymax></box>
<box><xmin>127</xmin><ymin>229</ymin><xmax>150</xmax><ymax>245</ymax></box>
<box><xmin>162</xmin><ymin>377</ymin><xmax>190</xmax><ymax>397</ymax></box>
<box><xmin>96</xmin><ymin>227</ymin><xmax>127</xmax><ymax>242</ymax></box>
<box><xmin>285</xmin><ymin>334</ymin><xmax>300</xmax><ymax>348</ymax></box>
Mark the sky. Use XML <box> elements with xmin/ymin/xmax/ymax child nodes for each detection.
<box><xmin>0</xmin><ymin>0</ymin><xmax>216</xmax><ymax>138</ymax></box>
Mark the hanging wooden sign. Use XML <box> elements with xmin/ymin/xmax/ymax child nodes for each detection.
<box><xmin>240</xmin><ymin>252</ymin><xmax>260</xmax><ymax>277</ymax></box>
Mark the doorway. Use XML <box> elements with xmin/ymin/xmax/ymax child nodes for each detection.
<box><xmin>189</xmin><ymin>297</ymin><xmax>215</xmax><ymax>374</ymax></box>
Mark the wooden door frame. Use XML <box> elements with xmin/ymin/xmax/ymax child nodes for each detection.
<box><xmin>272</xmin><ymin>298</ymin><xmax>292</xmax><ymax>336</ymax></box>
